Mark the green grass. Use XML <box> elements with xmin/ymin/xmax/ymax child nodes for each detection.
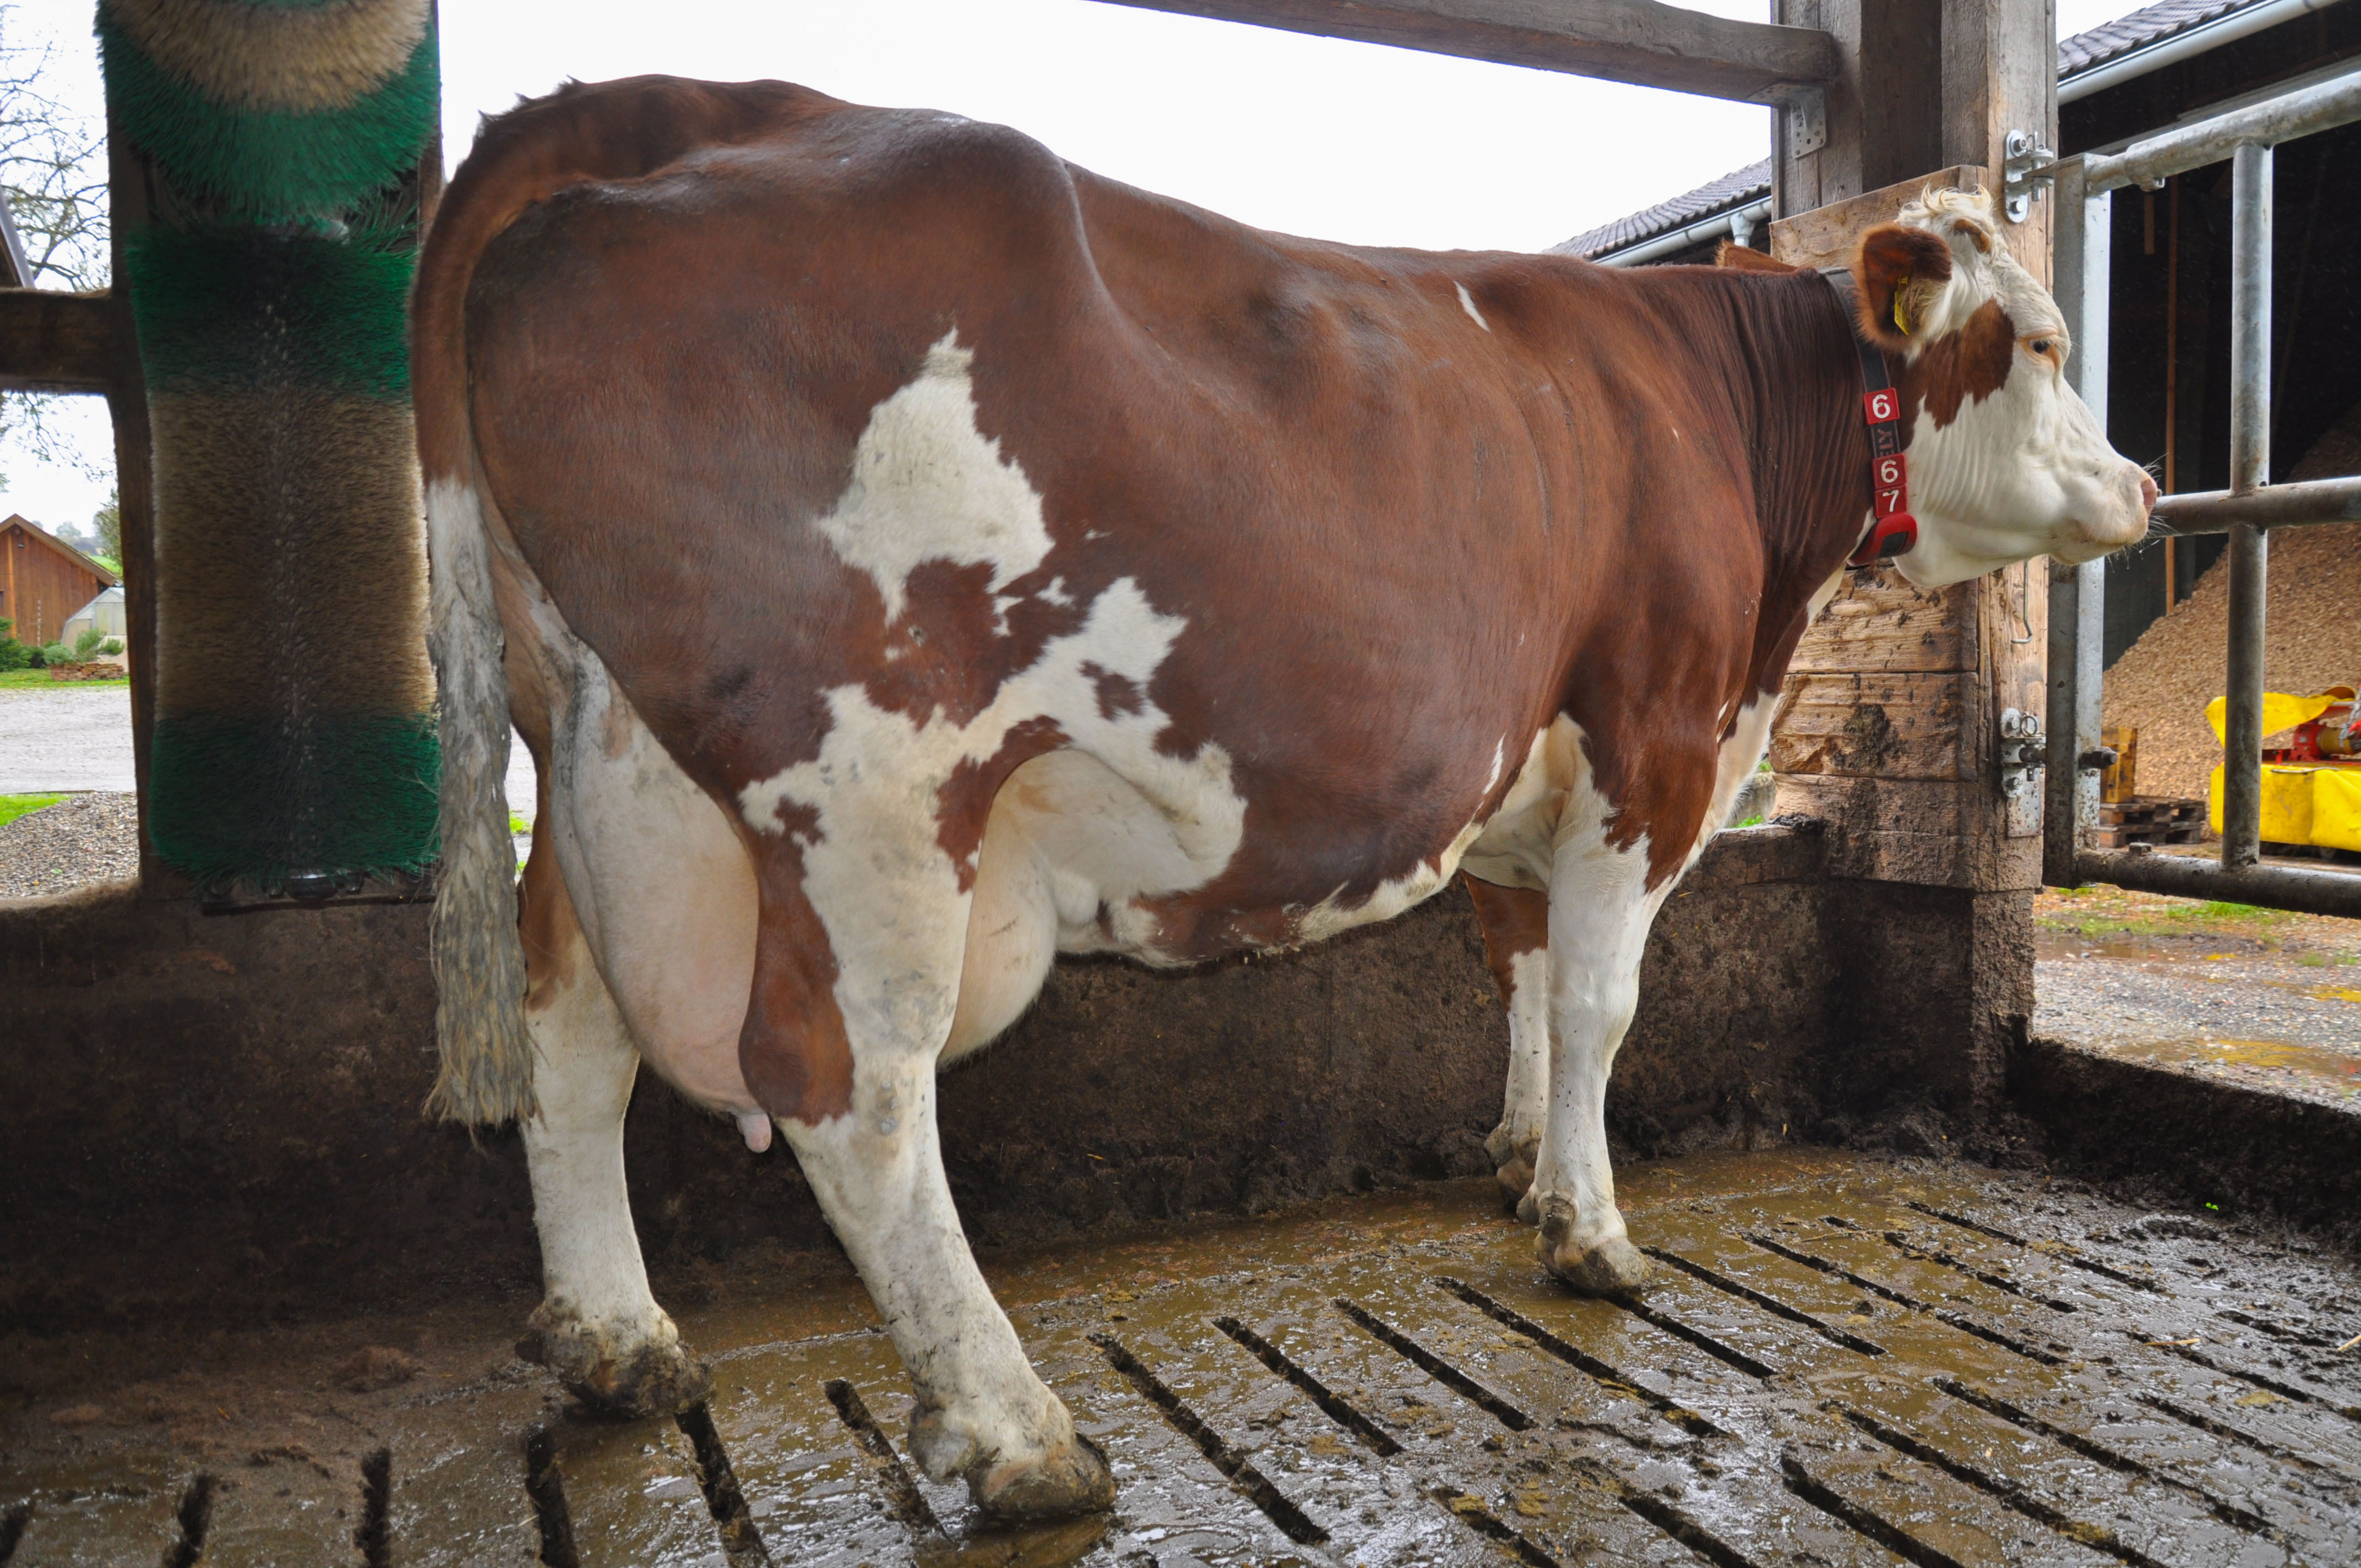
<box><xmin>0</xmin><ymin>669</ymin><xmax>130</xmax><ymax>689</ymax></box>
<box><xmin>0</xmin><ymin>793</ymin><xmax>67</xmax><ymax>829</ymax></box>
<box><xmin>509</xmin><ymin>811</ymin><xmax>531</xmax><ymax>836</ymax></box>
<box><xmin>2191</xmin><ymin>900</ymin><xmax>2281</xmax><ymax>922</ymax></box>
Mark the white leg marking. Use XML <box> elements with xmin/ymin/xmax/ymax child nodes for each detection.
<box><xmin>1497</xmin><ymin>945</ymin><xmax>1552</xmax><ymax>1165</ymax></box>
<box><xmin>782</xmin><ymin>1060</ymin><xmax>1073</xmax><ymax>1483</ymax></box>
<box><xmin>1531</xmin><ymin>728</ymin><xmax>1668</xmax><ymax>1265</ymax></box>
<box><xmin>520</xmin><ymin>924</ymin><xmax>678</xmax><ymax>1363</ymax></box>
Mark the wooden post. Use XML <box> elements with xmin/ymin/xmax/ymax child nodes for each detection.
<box><xmin>1768</xmin><ymin>0</ymin><xmax>2056</xmax><ymax>1119</ymax></box>
<box><xmin>105</xmin><ymin>112</ymin><xmax>167</xmax><ymax>894</ymax></box>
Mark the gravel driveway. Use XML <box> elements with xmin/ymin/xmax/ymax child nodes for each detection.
<box><xmin>0</xmin><ymin>687</ymin><xmax>135</xmax><ymax>792</ymax></box>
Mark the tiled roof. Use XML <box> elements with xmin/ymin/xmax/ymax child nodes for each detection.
<box><xmin>2059</xmin><ymin>0</ymin><xmax>2251</xmax><ymax>75</ymax></box>
<box><xmin>1551</xmin><ymin>159</ymin><xmax>1770</xmax><ymax>260</ymax></box>
<box><xmin>1558</xmin><ymin>0</ymin><xmax>2289</xmax><ymax>259</ymax></box>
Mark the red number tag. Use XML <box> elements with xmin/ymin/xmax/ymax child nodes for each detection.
<box><xmin>1874</xmin><ymin>454</ymin><xmax>1906</xmax><ymax>488</ymax></box>
<box><xmin>1864</xmin><ymin>388</ymin><xmax>1901</xmax><ymax>424</ymax></box>
<box><xmin>1876</xmin><ymin>486</ymin><xmax>1908</xmax><ymax>516</ymax></box>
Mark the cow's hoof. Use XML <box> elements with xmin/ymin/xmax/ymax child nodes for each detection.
<box><xmin>518</xmin><ymin>1313</ymin><xmax>710</xmax><ymax>1418</ymax></box>
<box><xmin>1515</xmin><ymin>1186</ymin><xmax>1540</xmax><ymax>1227</ymax></box>
<box><xmin>1495</xmin><ymin>1155</ymin><xmax>1536</xmax><ymax>1212</ymax></box>
<box><xmin>1536</xmin><ymin>1203</ymin><xmax>1650</xmax><ymax>1295</ymax></box>
<box><xmin>970</xmin><ymin>1431</ymin><xmax>1118</xmax><ymax>1522</ymax></box>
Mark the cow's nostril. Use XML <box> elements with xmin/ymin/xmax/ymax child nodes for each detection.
<box><xmin>2139</xmin><ymin>473</ymin><xmax>2158</xmax><ymax>511</ymax></box>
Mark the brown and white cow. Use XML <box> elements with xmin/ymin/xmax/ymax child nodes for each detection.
<box><xmin>415</xmin><ymin>77</ymin><xmax>2150</xmax><ymax>1521</ymax></box>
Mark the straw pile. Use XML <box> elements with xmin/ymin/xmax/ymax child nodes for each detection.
<box><xmin>2102</xmin><ymin>409</ymin><xmax>2361</xmax><ymax>803</ymax></box>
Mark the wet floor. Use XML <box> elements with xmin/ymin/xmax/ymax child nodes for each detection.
<box><xmin>6</xmin><ymin>1150</ymin><xmax>2360</xmax><ymax>1567</ymax></box>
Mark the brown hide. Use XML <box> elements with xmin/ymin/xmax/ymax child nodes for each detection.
<box><xmin>1464</xmin><ymin>876</ymin><xmax>1548</xmax><ymax>1001</ymax></box>
<box><xmin>420</xmin><ymin>78</ymin><xmax>1890</xmax><ymax>1121</ymax></box>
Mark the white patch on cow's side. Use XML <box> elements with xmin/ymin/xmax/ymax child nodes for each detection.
<box><xmin>1456</xmin><ymin>281</ymin><xmax>1489</xmax><ymax>331</ymax></box>
<box><xmin>810</xmin><ymin>330</ymin><xmax>1054</xmax><ymax>626</ymax></box>
<box><xmin>738</xmin><ymin>576</ymin><xmax>1245</xmax><ymax>1057</ymax></box>
<box><xmin>1038</xmin><ymin>576</ymin><xmax>1073</xmax><ymax>608</ymax></box>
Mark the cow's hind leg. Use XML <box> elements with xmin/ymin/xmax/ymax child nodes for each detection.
<box><xmin>513</xmin><ymin>837</ymin><xmax>708</xmax><ymax>1414</ymax></box>
<box><xmin>1464</xmin><ymin>875</ymin><xmax>1551</xmax><ymax>1213</ymax></box>
<box><xmin>743</xmin><ymin>847</ymin><xmax>1113</xmax><ymax>1521</ymax></box>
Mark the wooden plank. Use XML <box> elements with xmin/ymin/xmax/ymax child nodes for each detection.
<box><xmin>1772</xmin><ymin>0</ymin><xmax>1948</xmax><ymax>220</ymax></box>
<box><xmin>0</xmin><ymin>287</ymin><xmax>117</xmax><ymax>395</ymax></box>
<box><xmin>1770</xmin><ymin>671</ymin><xmax>1967</xmax><ymax>780</ymax></box>
<box><xmin>1769</xmin><ymin>162</ymin><xmax>1987</xmax><ymax>270</ymax></box>
<box><xmin>1096</xmin><ymin>0</ymin><xmax>1841</xmax><ymax>103</ymax></box>
<box><xmin>1789</xmin><ymin>571</ymin><xmax>1970</xmax><ymax>674</ymax></box>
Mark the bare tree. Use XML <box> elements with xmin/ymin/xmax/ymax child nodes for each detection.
<box><xmin>0</xmin><ymin>3</ymin><xmax>108</xmax><ymax>481</ymax></box>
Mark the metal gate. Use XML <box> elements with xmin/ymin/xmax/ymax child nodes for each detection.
<box><xmin>2044</xmin><ymin>67</ymin><xmax>2361</xmax><ymax>917</ymax></box>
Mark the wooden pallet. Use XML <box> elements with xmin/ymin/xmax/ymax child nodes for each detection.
<box><xmin>2092</xmin><ymin>794</ymin><xmax>2205</xmax><ymax>848</ymax></box>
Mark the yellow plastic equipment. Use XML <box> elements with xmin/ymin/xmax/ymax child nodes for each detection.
<box><xmin>2205</xmin><ymin>687</ymin><xmax>2361</xmax><ymax>849</ymax></box>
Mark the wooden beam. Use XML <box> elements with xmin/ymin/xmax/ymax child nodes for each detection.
<box><xmin>0</xmin><ymin>287</ymin><xmax>118</xmax><ymax>395</ymax></box>
<box><xmin>1094</xmin><ymin>0</ymin><xmax>1840</xmax><ymax>102</ymax></box>
<box><xmin>1768</xmin><ymin>164</ymin><xmax>1985</xmax><ymax>269</ymax></box>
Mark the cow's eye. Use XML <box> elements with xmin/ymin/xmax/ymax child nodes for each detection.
<box><xmin>2023</xmin><ymin>336</ymin><xmax>2063</xmax><ymax>368</ymax></box>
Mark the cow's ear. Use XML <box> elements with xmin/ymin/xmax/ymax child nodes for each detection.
<box><xmin>1854</xmin><ymin>224</ymin><xmax>1954</xmax><ymax>350</ymax></box>
<box><xmin>1716</xmin><ymin>241</ymin><xmax>1798</xmax><ymax>273</ymax></box>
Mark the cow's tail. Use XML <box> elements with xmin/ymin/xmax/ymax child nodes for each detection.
<box><xmin>413</xmin><ymin>116</ymin><xmax>547</xmax><ymax>1126</ymax></box>
<box><xmin>421</xmin><ymin>475</ymin><xmax>531</xmax><ymax>1125</ymax></box>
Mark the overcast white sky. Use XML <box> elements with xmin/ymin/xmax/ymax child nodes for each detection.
<box><xmin>3</xmin><ymin>0</ymin><xmax>2151</xmax><ymax>535</ymax></box>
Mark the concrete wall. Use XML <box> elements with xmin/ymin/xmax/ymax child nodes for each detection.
<box><xmin>2</xmin><ymin>824</ymin><xmax>1852</xmax><ymax>1330</ymax></box>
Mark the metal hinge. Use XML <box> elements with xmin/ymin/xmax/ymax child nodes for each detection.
<box><xmin>1784</xmin><ymin>89</ymin><xmax>1827</xmax><ymax>157</ymax></box>
<box><xmin>2002</xmin><ymin>129</ymin><xmax>2058</xmax><ymax>223</ymax></box>
<box><xmin>2000</xmin><ymin>707</ymin><xmax>2046</xmax><ymax>798</ymax></box>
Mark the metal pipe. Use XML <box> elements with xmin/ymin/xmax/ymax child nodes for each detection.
<box><xmin>2076</xmin><ymin>851</ymin><xmax>2361</xmax><ymax>918</ymax></box>
<box><xmin>2221</xmin><ymin>140</ymin><xmax>2272</xmax><ymax>870</ymax></box>
<box><xmin>2146</xmin><ymin>474</ymin><xmax>2361</xmax><ymax>533</ymax></box>
<box><xmin>2046</xmin><ymin>170</ymin><xmax>2107</xmax><ymax>889</ymax></box>
<box><xmin>1592</xmin><ymin>196</ymin><xmax>1772</xmax><ymax>266</ymax></box>
<box><xmin>2084</xmin><ymin>67</ymin><xmax>2361</xmax><ymax>193</ymax></box>
<box><xmin>2059</xmin><ymin>0</ymin><xmax>2346</xmax><ymax>106</ymax></box>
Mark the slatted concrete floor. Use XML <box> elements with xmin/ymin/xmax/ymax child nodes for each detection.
<box><xmin>7</xmin><ymin>1150</ymin><xmax>2360</xmax><ymax>1567</ymax></box>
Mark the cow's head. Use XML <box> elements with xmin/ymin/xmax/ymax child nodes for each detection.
<box><xmin>1854</xmin><ymin>188</ymin><xmax>2153</xmax><ymax>587</ymax></box>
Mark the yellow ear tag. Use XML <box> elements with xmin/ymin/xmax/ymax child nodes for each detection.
<box><xmin>1893</xmin><ymin>279</ymin><xmax>1911</xmax><ymax>334</ymax></box>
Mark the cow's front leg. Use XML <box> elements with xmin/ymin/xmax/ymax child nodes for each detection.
<box><xmin>1530</xmin><ymin>826</ymin><xmax>1668</xmax><ymax>1295</ymax></box>
<box><xmin>1464</xmin><ymin>876</ymin><xmax>1551</xmax><ymax>1213</ymax></box>
<box><xmin>782</xmin><ymin>1052</ymin><xmax>1113</xmax><ymax>1521</ymax></box>
<box><xmin>514</xmin><ymin>848</ymin><xmax>708</xmax><ymax>1414</ymax></box>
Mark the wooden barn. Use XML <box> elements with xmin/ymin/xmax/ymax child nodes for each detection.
<box><xmin>0</xmin><ymin>511</ymin><xmax>116</xmax><ymax>648</ymax></box>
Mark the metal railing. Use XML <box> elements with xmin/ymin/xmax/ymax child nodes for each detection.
<box><xmin>2046</xmin><ymin>66</ymin><xmax>2361</xmax><ymax>919</ymax></box>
